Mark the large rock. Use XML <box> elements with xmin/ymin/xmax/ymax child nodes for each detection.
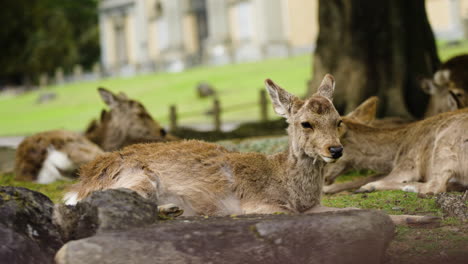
<box><xmin>53</xmin><ymin>188</ymin><xmax>159</xmax><ymax>241</ymax></box>
<box><xmin>56</xmin><ymin>210</ymin><xmax>394</xmax><ymax>264</ymax></box>
<box><xmin>0</xmin><ymin>186</ymin><xmax>63</xmax><ymax>263</ymax></box>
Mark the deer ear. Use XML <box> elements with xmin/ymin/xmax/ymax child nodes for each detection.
<box><xmin>434</xmin><ymin>69</ymin><xmax>450</xmax><ymax>85</ymax></box>
<box><xmin>98</xmin><ymin>87</ymin><xmax>120</xmax><ymax>107</ymax></box>
<box><xmin>420</xmin><ymin>78</ymin><xmax>437</xmax><ymax>95</ymax></box>
<box><xmin>118</xmin><ymin>91</ymin><xmax>128</xmax><ymax>100</ymax></box>
<box><xmin>316</xmin><ymin>74</ymin><xmax>335</xmax><ymax>100</ymax></box>
<box><xmin>347</xmin><ymin>96</ymin><xmax>378</xmax><ymax>124</ymax></box>
<box><xmin>265</xmin><ymin>79</ymin><xmax>297</xmax><ymax>118</ymax></box>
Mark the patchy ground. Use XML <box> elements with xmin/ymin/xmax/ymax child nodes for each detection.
<box><xmin>0</xmin><ymin>135</ymin><xmax>467</xmax><ymax>263</ymax></box>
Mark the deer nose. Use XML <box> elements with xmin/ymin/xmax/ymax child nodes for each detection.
<box><xmin>329</xmin><ymin>146</ymin><xmax>343</xmax><ymax>159</ymax></box>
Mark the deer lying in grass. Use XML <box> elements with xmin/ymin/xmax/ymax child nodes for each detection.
<box><xmin>421</xmin><ymin>54</ymin><xmax>468</xmax><ymax>117</ymax></box>
<box><xmin>85</xmin><ymin>88</ymin><xmax>176</xmax><ymax>151</ymax></box>
<box><xmin>65</xmin><ymin>75</ymin><xmax>435</xmax><ymax>225</ymax></box>
<box><xmin>14</xmin><ymin>88</ymin><xmax>174</xmax><ymax>183</ymax></box>
<box><xmin>15</xmin><ymin>130</ymin><xmax>103</xmax><ymax>184</ymax></box>
<box><xmin>323</xmin><ymin>97</ymin><xmax>468</xmax><ymax>194</ymax></box>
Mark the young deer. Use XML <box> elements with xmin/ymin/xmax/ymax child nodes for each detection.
<box><xmin>65</xmin><ymin>75</ymin><xmax>344</xmax><ymax>214</ymax></box>
<box><xmin>15</xmin><ymin>88</ymin><xmax>174</xmax><ymax>183</ymax></box>
<box><xmin>421</xmin><ymin>54</ymin><xmax>468</xmax><ymax>117</ymax></box>
<box><xmin>323</xmin><ymin>97</ymin><xmax>468</xmax><ymax>194</ymax></box>
<box><xmin>15</xmin><ymin>130</ymin><xmax>103</xmax><ymax>184</ymax></box>
<box><xmin>65</xmin><ymin>76</ymin><xmax>434</xmax><ymax>226</ymax></box>
<box><xmin>85</xmin><ymin>88</ymin><xmax>176</xmax><ymax>151</ymax></box>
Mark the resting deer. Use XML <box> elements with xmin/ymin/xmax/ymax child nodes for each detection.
<box><xmin>14</xmin><ymin>88</ymin><xmax>174</xmax><ymax>183</ymax></box>
<box><xmin>421</xmin><ymin>54</ymin><xmax>468</xmax><ymax>117</ymax></box>
<box><xmin>65</xmin><ymin>75</ymin><xmax>434</xmax><ymax>225</ymax></box>
<box><xmin>323</xmin><ymin>97</ymin><xmax>468</xmax><ymax>194</ymax></box>
<box><xmin>85</xmin><ymin>88</ymin><xmax>176</xmax><ymax>151</ymax></box>
<box><xmin>15</xmin><ymin>130</ymin><xmax>103</xmax><ymax>184</ymax></box>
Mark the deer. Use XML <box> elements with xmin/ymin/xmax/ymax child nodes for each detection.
<box><xmin>85</xmin><ymin>88</ymin><xmax>177</xmax><ymax>151</ymax></box>
<box><xmin>322</xmin><ymin>96</ymin><xmax>468</xmax><ymax>195</ymax></box>
<box><xmin>14</xmin><ymin>130</ymin><xmax>104</xmax><ymax>184</ymax></box>
<box><xmin>420</xmin><ymin>54</ymin><xmax>468</xmax><ymax>117</ymax></box>
<box><xmin>14</xmin><ymin>88</ymin><xmax>175</xmax><ymax>183</ymax></box>
<box><xmin>64</xmin><ymin>75</ymin><xmax>436</xmax><ymax>226</ymax></box>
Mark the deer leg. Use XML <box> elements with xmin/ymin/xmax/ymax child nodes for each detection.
<box><xmin>401</xmin><ymin>171</ymin><xmax>453</xmax><ymax>194</ymax></box>
<box><xmin>158</xmin><ymin>204</ymin><xmax>184</xmax><ymax>218</ymax></box>
<box><xmin>242</xmin><ymin>201</ymin><xmax>291</xmax><ymax>214</ymax></box>
<box><xmin>355</xmin><ymin>170</ymin><xmax>418</xmax><ymax>193</ymax></box>
<box><xmin>323</xmin><ymin>173</ymin><xmax>385</xmax><ymax>194</ymax></box>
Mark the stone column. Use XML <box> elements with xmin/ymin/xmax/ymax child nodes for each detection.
<box><xmin>449</xmin><ymin>0</ymin><xmax>463</xmax><ymax>39</ymax></box>
<box><xmin>161</xmin><ymin>0</ymin><xmax>186</xmax><ymax>72</ymax></box>
<box><xmin>256</xmin><ymin>0</ymin><xmax>289</xmax><ymax>58</ymax></box>
<box><xmin>134</xmin><ymin>0</ymin><xmax>150</xmax><ymax>72</ymax></box>
<box><xmin>98</xmin><ymin>12</ymin><xmax>110</xmax><ymax>75</ymax></box>
<box><xmin>205</xmin><ymin>0</ymin><xmax>232</xmax><ymax>65</ymax></box>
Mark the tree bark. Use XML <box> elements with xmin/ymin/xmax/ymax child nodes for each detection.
<box><xmin>310</xmin><ymin>0</ymin><xmax>440</xmax><ymax>118</ymax></box>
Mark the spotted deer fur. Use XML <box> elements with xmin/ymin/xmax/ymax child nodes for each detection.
<box><xmin>323</xmin><ymin>97</ymin><xmax>468</xmax><ymax>194</ymax></box>
<box><xmin>14</xmin><ymin>130</ymin><xmax>103</xmax><ymax>183</ymax></box>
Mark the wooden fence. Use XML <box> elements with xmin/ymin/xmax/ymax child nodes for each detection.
<box><xmin>169</xmin><ymin>89</ymin><xmax>269</xmax><ymax>132</ymax></box>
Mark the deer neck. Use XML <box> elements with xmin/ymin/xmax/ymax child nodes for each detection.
<box><xmin>344</xmin><ymin>122</ymin><xmax>408</xmax><ymax>172</ymax></box>
<box><xmin>273</xmin><ymin>141</ymin><xmax>326</xmax><ymax>213</ymax></box>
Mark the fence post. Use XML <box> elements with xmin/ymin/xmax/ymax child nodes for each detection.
<box><xmin>54</xmin><ymin>67</ymin><xmax>64</xmax><ymax>85</ymax></box>
<box><xmin>259</xmin><ymin>89</ymin><xmax>268</xmax><ymax>122</ymax></box>
<box><xmin>73</xmin><ymin>64</ymin><xmax>83</xmax><ymax>81</ymax></box>
<box><xmin>169</xmin><ymin>105</ymin><xmax>177</xmax><ymax>132</ymax></box>
<box><xmin>92</xmin><ymin>63</ymin><xmax>102</xmax><ymax>79</ymax></box>
<box><xmin>213</xmin><ymin>98</ymin><xmax>221</xmax><ymax>132</ymax></box>
<box><xmin>39</xmin><ymin>73</ymin><xmax>48</xmax><ymax>89</ymax></box>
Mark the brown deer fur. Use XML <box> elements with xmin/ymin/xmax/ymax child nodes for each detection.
<box><xmin>66</xmin><ymin>75</ymin><xmax>346</xmax><ymax>215</ymax></box>
<box><xmin>421</xmin><ymin>54</ymin><xmax>468</xmax><ymax>117</ymax></box>
<box><xmin>323</xmin><ymin>97</ymin><xmax>468</xmax><ymax>194</ymax></box>
<box><xmin>15</xmin><ymin>130</ymin><xmax>103</xmax><ymax>183</ymax></box>
<box><xmin>85</xmin><ymin>88</ymin><xmax>175</xmax><ymax>151</ymax></box>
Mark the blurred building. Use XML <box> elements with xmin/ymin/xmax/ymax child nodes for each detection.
<box><xmin>98</xmin><ymin>0</ymin><xmax>468</xmax><ymax>76</ymax></box>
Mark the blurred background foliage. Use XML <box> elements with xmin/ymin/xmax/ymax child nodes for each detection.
<box><xmin>0</xmin><ymin>0</ymin><xmax>99</xmax><ymax>85</ymax></box>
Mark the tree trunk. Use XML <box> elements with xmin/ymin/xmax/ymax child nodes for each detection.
<box><xmin>310</xmin><ymin>0</ymin><xmax>440</xmax><ymax>118</ymax></box>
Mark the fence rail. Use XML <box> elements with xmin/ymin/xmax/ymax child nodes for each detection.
<box><xmin>169</xmin><ymin>89</ymin><xmax>269</xmax><ymax>131</ymax></box>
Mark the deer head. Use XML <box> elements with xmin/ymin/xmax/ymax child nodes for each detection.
<box><xmin>265</xmin><ymin>74</ymin><xmax>343</xmax><ymax>162</ymax></box>
<box><xmin>85</xmin><ymin>88</ymin><xmax>168</xmax><ymax>151</ymax></box>
<box><xmin>322</xmin><ymin>96</ymin><xmax>379</xmax><ymax>184</ymax></box>
<box><xmin>421</xmin><ymin>70</ymin><xmax>466</xmax><ymax>117</ymax></box>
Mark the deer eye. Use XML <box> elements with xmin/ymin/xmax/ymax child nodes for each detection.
<box><xmin>337</xmin><ymin>120</ymin><xmax>343</xmax><ymax>127</ymax></box>
<box><xmin>301</xmin><ymin>122</ymin><xmax>313</xmax><ymax>129</ymax></box>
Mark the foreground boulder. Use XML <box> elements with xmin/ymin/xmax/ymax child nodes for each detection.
<box><xmin>53</xmin><ymin>188</ymin><xmax>159</xmax><ymax>241</ymax></box>
<box><xmin>56</xmin><ymin>210</ymin><xmax>394</xmax><ymax>264</ymax></box>
<box><xmin>0</xmin><ymin>186</ymin><xmax>63</xmax><ymax>264</ymax></box>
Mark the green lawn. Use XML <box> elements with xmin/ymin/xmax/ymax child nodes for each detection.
<box><xmin>1</xmin><ymin>41</ymin><xmax>467</xmax><ymax>137</ymax></box>
<box><xmin>0</xmin><ymin>55</ymin><xmax>311</xmax><ymax>137</ymax></box>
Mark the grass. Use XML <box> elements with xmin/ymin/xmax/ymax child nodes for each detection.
<box><xmin>0</xmin><ymin>55</ymin><xmax>311</xmax><ymax>137</ymax></box>
<box><xmin>0</xmin><ymin>173</ymin><xmax>73</xmax><ymax>203</ymax></box>
<box><xmin>1</xmin><ymin>40</ymin><xmax>467</xmax><ymax>137</ymax></box>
